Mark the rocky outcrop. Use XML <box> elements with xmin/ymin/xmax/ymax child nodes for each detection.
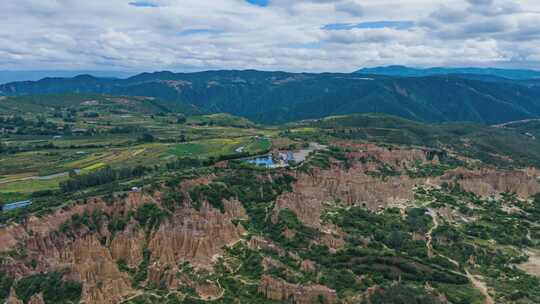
<box><xmin>223</xmin><ymin>199</ymin><xmax>248</xmax><ymax>220</ymax></box>
<box><xmin>441</xmin><ymin>168</ymin><xmax>540</xmax><ymax>198</ymax></box>
<box><xmin>12</xmin><ymin>232</ymin><xmax>134</xmax><ymax>304</ymax></box>
<box><xmin>6</xmin><ymin>287</ymin><xmax>23</xmax><ymax>304</ymax></box>
<box><xmin>1</xmin><ymin>192</ymin><xmax>157</xmax><ymax>304</ymax></box>
<box><xmin>274</xmin><ymin>144</ymin><xmax>540</xmax><ymax>234</ymax></box>
<box><xmin>1</xmin><ymin>190</ymin><xmax>247</xmax><ymax>304</ymax></box>
<box><xmin>196</xmin><ymin>282</ymin><xmax>222</xmax><ymax>301</ymax></box>
<box><xmin>300</xmin><ymin>260</ymin><xmax>316</xmax><ymax>273</ymax></box>
<box><xmin>258</xmin><ymin>275</ymin><xmax>337</xmax><ymax>304</ymax></box>
<box><xmin>249</xmin><ymin>236</ymin><xmax>285</xmax><ymax>257</ymax></box>
<box><xmin>275</xmin><ymin>165</ymin><xmax>417</xmax><ymax>228</ymax></box>
<box><xmin>110</xmin><ymin>220</ymin><xmax>145</xmax><ymax>268</ymax></box>
<box><xmin>27</xmin><ymin>293</ymin><xmax>44</xmax><ymax>304</ymax></box>
<box><xmin>338</xmin><ymin>143</ymin><xmax>439</xmax><ymax>168</ymax></box>
<box><xmin>0</xmin><ymin>192</ymin><xmax>152</xmax><ymax>253</ymax></box>
<box><xmin>318</xmin><ymin>230</ymin><xmax>346</xmax><ymax>251</ymax></box>
<box><xmin>68</xmin><ymin>235</ymin><xmax>134</xmax><ymax>304</ymax></box>
<box><xmin>0</xmin><ymin>201</ymin><xmax>102</xmax><ymax>252</ymax></box>
<box><xmin>148</xmin><ymin>200</ymin><xmax>246</xmax><ymax>267</ymax></box>
<box><xmin>147</xmin><ymin>263</ymin><xmax>179</xmax><ymax>290</ymax></box>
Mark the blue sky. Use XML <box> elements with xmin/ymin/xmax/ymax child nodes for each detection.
<box><xmin>0</xmin><ymin>0</ymin><xmax>539</xmax><ymax>72</ymax></box>
<box><xmin>246</xmin><ymin>0</ymin><xmax>269</xmax><ymax>7</ymax></box>
<box><xmin>128</xmin><ymin>1</ymin><xmax>159</xmax><ymax>8</ymax></box>
<box><xmin>323</xmin><ymin>21</ymin><xmax>415</xmax><ymax>31</ymax></box>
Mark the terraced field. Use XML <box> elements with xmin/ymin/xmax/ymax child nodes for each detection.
<box><xmin>0</xmin><ymin>94</ymin><xmax>273</xmax><ymax>198</ymax></box>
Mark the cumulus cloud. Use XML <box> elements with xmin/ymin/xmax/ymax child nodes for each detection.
<box><xmin>466</xmin><ymin>0</ymin><xmax>522</xmax><ymax>16</ymax></box>
<box><xmin>429</xmin><ymin>5</ymin><xmax>469</xmax><ymax>23</ymax></box>
<box><xmin>0</xmin><ymin>0</ymin><xmax>539</xmax><ymax>72</ymax></box>
<box><xmin>334</xmin><ymin>1</ymin><xmax>364</xmax><ymax>16</ymax></box>
<box><xmin>467</xmin><ymin>0</ymin><xmax>494</xmax><ymax>5</ymax></box>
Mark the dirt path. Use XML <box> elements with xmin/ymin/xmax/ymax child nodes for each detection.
<box><xmin>209</xmin><ymin>278</ymin><xmax>225</xmax><ymax>300</ymax></box>
<box><xmin>292</xmin><ymin>142</ymin><xmax>327</xmax><ymax>163</ymax></box>
<box><xmin>492</xmin><ymin>118</ymin><xmax>540</xmax><ymax>128</ymax></box>
<box><xmin>0</xmin><ymin>170</ymin><xmax>78</xmax><ymax>184</ymax></box>
<box><xmin>517</xmin><ymin>249</ymin><xmax>540</xmax><ymax>277</ymax></box>
<box><xmin>425</xmin><ymin>209</ymin><xmax>438</xmax><ymax>258</ymax></box>
<box><xmin>119</xmin><ymin>291</ymin><xmax>145</xmax><ymax>303</ymax></box>
<box><xmin>425</xmin><ymin>208</ymin><xmax>494</xmax><ymax>304</ymax></box>
<box><xmin>466</xmin><ymin>270</ymin><xmax>494</xmax><ymax>304</ymax></box>
<box><xmin>425</xmin><ymin>209</ymin><xmax>458</xmax><ymax>266</ymax></box>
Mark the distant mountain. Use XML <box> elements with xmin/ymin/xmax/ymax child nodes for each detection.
<box><xmin>0</xmin><ymin>93</ymin><xmax>198</xmax><ymax>116</ymax></box>
<box><xmin>356</xmin><ymin>65</ymin><xmax>540</xmax><ymax>80</ymax></box>
<box><xmin>2</xmin><ymin>70</ymin><xmax>540</xmax><ymax>124</ymax></box>
<box><xmin>0</xmin><ymin>70</ymin><xmax>135</xmax><ymax>85</ymax></box>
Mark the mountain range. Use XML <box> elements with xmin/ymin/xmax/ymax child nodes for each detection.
<box><xmin>357</xmin><ymin>65</ymin><xmax>540</xmax><ymax>80</ymax></box>
<box><xmin>2</xmin><ymin>69</ymin><xmax>540</xmax><ymax>125</ymax></box>
<box><xmin>0</xmin><ymin>70</ymin><xmax>135</xmax><ymax>85</ymax></box>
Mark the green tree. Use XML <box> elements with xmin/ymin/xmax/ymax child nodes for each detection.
<box><xmin>369</xmin><ymin>284</ymin><xmax>440</xmax><ymax>304</ymax></box>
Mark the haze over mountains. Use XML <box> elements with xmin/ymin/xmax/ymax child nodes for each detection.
<box><xmin>356</xmin><ymin>66</ymin><xmax>540</xmax><ymax>80</ymax></box>
<box><xmin>2</xmin><ymin>68</ymin><xmax>540</xmax><ymax>125</ymax></box>
<box><xmin>0</xmin><ymin>71</ymin><xmax>136</xmax><ymax>85</ymax></box>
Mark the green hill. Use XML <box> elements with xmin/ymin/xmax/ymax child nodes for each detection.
<box><xmin>0</xmin><ymin>93</ymin><xmax>197</xmax><ymax>116</ymax></box>
<box><xmin>295</xmin><ymin>113</ymin><xmax>540</xmax><ymax>168</ymax></box>
<box><xmin>187</xmin><ymin>113</ymin><xmax>257</xmax><ymax>128</ymax></box>
<box><xmin>2</xmin><ymin>70</ymin><xmax>540</xmax><ymax>125</ymax></box>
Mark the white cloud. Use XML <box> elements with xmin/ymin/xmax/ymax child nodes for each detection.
<box><xmin>0</xmin><ymin>0</ymin><xmax>539</xmax><ymax>72</ymax></box>
<box><xmin>334</xmin><ymin>1</ymin><xmax>364</xmax><ymax>17</ymax></box>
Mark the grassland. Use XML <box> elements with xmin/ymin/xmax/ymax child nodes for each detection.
<box><xmin>0</xmin><ymin>176</ymin><xmax>67</xmax><ymax>194</ymax></box>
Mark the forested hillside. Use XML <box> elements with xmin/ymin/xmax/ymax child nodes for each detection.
<box><xmin>2</xmin><ymin>70</ymin><xmax>540</xmax><ymax>124</ymax></box>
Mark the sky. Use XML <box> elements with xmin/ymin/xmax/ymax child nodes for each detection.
<box><xmin>1</xmin><ymin>0</ymin><xmax>540</xmax><ymax>73</ymax></box>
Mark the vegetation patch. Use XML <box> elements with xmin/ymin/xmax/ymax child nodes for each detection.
<box><xmin>0</xmin><ymin>271</ymin><xmax>14</xmax><ymax>303</ymax></box>
<box><xmin>14</xmin><ymin>272</ymin><xmax>82</xmax><ymax>304</ymax></box>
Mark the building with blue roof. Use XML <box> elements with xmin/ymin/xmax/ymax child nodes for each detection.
<box><xmin>247</xmin><ymin>155</ymin><xmax>274</xmax><ymax>168</ymax></box>
<box><xmin>2</xmin><ymin>200</ymin><xmax>32</xmax><ymax>212</ymax></box>
<box><xmin>286</xmin><ymin>151</ymin><xmax>294</xmax><ymax>162</ymax></box>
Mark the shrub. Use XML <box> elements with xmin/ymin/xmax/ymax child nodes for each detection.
<box><xmin>14</xmin><ymin>272</ymin><xmax>82</xmax><ymax>304</ymax></box>
<box><xmin>134</xmin><ymin>203</ymin><xmax>167</xmax><ymax>230</ymax></box>
<box><xmin>369</xmin><ymin>284</ymin><xmax>440</xmax><ymax>304</ymax></box>
<box><xmin>0</xmin><ymin>271</ymin><xmax>14</xmax><ymax>302</ymax></box>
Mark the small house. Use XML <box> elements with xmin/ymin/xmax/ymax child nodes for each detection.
<box><xmin>72</xmin><ymin>129</ymin><xmax>87</xmax><ymax>135</ymax></box>
<box><xmin>287</xmin><ymin>151</ymin><xmax>294</xmax><ymax>162</ymax></box>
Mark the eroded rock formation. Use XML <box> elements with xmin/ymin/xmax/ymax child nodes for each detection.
<box><xmin>274</xmin><ymin>143</ymin><xmax>540</xmax><ymax>230</ymax></box>
<box><xmin>2</xmin><ymin>142</ymin><xmax>540</xmax><ymax>304</ymax></box>
<box><xmin>148</xmin><ymin>200</ymin><xmax>246</xmax><ymax>268</ymax></box>
<box><xmin>441</xmin><ymin>167</ymin><xmax>540</xmax><ymax>198</ymax></box>
<box><xmin>258</xmin><ymin>275</ymin><xmax>337</xmax><ymax>304</ymax></box>
<box><xmin>1</xmin><ymin>191</ymin><xmax>247</xmax><ymax>304</ymax></box>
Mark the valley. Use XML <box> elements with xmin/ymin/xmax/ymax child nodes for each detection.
<box><xmin>1</xmin><ymin>91</ymin><xmax>540</xmax><ymax>303</ymax></box>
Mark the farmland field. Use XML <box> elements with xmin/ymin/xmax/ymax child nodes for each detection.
<box><xmin>0</xmin><ymin>95</ymin><xmax>275</xmax><ymax>196</ymax></box>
